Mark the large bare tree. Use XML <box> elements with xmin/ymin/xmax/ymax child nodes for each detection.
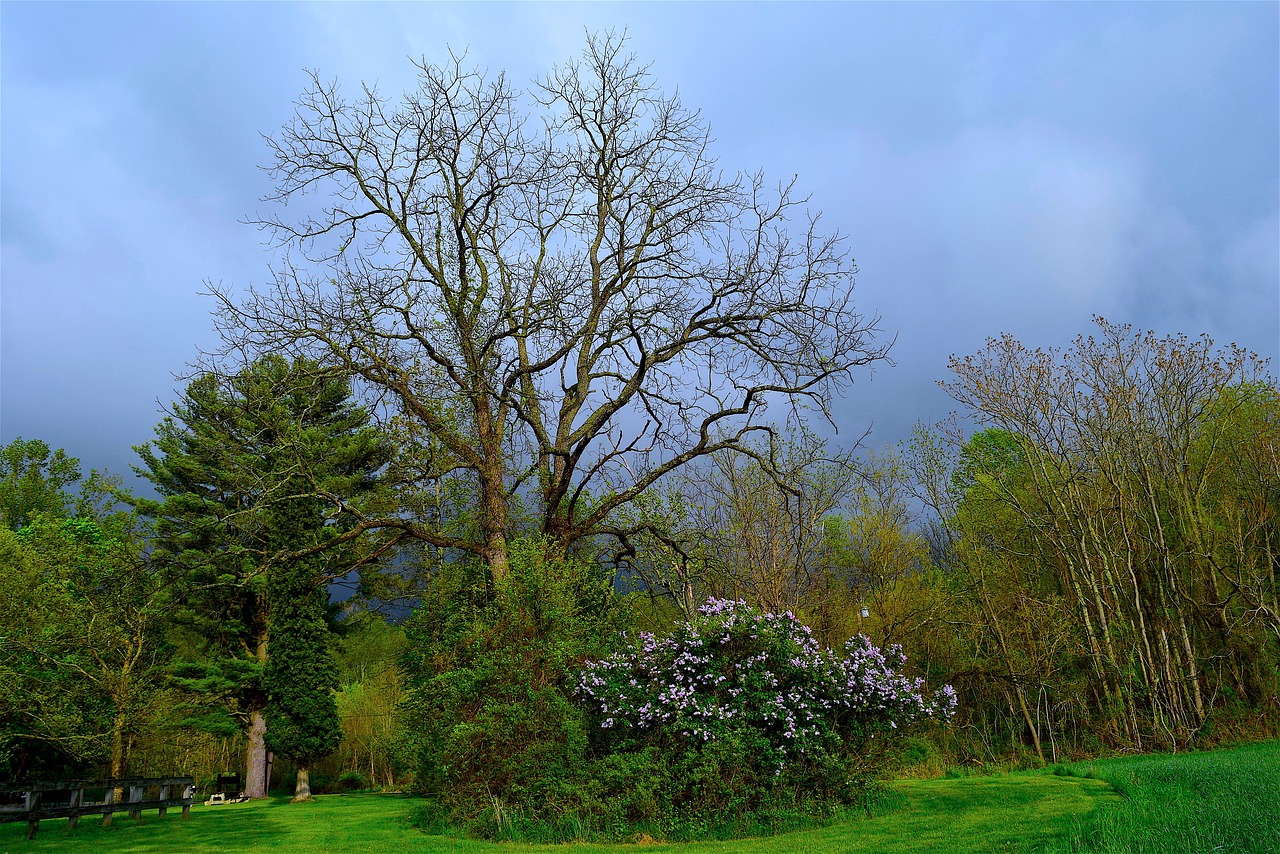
<box><xmin>212</xmin><ymin>34</ymin><xmax>885</xmax><ymax>581</ymax></box>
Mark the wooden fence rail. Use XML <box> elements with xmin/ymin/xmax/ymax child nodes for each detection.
<box><xmin>0</xmin><ymin>776</ymin><xmax>194</xmax><ymax>839</ymax></box>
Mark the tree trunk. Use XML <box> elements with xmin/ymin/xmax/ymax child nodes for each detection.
<box><xmin>244</xmin><ymin>706</ymin><xmax>269</xmax><ymax>799</ymax></box>
<box><xmin>108</xmin><ymin>710</ymin><xmax>127</xmax><ymax>804</ymax></box>
<box><xmin>480</xmin><ymin>468</ymin><xmax>510</xmax><ymax>585</ymax></box>
<box><xmin>109</xmin><ymin>709</ymin><xmax>127</xmax><ymax>805</ymax></box>
<box><xmin>977</xmin><ymin>571</ymin><xmax>1046</xmax><ymax>765</ymax></box>
<box><xmin>244</xmin><ymin>628</ymin><xmax>270</xmax><ymax>799</ymax></box>
<box><xmin>291</xmin><ymin>765</ymin><xmax>313</xmax><ymax>802</ymax></box>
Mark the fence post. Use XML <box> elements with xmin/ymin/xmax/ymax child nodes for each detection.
<box><xmin>25</xmin><ymin>790</ymin><xmax>41</xmax><ymax>840</ymax></box>
<box><xmin>68</xmin><ymin>786</ymin><xmax>84</xmax><ymax>830</ymax></box>
<box><xmin>128</xmin><ymin>784</ymin><xmax>143</xmax><ymax>820</ymax></box>
<box><xmin>102</xmin><ymin>784</ymin><xmax>115</xmax><ymax>828</ymax></box>
<box><xmin>1</xmin><ymin>775</ymin><xmax>194</xmax><ymax>835</ymax></box>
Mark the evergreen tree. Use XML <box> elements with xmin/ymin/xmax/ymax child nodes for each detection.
<box><xmin>134</xmin><ymin>355</ymin><xmax>387</xmax><ymax>798</ymax></box>
<box><xmin>263</xmin><ymin>488</ymin><xmax>342</xmax><ymax>801</ymax></box>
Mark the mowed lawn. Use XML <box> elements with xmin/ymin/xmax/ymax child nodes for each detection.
<box><xmin>0</xmin><ymin>774</ymin><xmax>1114</xmax><ymax>854</ymax></box>
<box><xmin>3</xmin><ymin>740</ymin><xmax>1277</xmax><ymax>853</ymax></box>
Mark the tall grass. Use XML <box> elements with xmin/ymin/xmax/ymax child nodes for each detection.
<box><xmin>1050</xmin><ymin>740</ymin><xmax>1280</xmax><ymax>853</ymax></box>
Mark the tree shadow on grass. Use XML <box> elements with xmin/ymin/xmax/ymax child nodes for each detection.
<box><xmin>0</xmin><ymin>795</ymin><xmax>355</xmax><ymax>853</ymax></box>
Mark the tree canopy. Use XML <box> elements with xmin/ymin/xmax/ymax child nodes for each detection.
<box><xmin>0</xmin><ymin>437</ymin><xmax>82</xmax><ymax>529</ymax></box>
<box><xmin>210</xmin><ymin>33</ymin><xmax>886</xmax><ymax>583</ymax></box>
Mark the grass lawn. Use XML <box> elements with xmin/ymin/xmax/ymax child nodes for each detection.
<box><xmin>2</xmin><ymin>741</ymin><xmax>1275</xmax><ymax>853</ymax></box>
<box><xmin>0</xmin><ymin>775</ymin><xmax>1115</xmax><ymax>853</ymax></box>
<box><xmin>1044</xmin><ymin>740</ymin><xmax>1280</xmax><ymax>853</ymax></box>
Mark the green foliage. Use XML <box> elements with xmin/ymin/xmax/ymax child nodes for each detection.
<box><xmin>401</xmin><ymin>565</ymin><xmax>953</xmax><ymax>842</ymax></box>
<box><xmin>398</xmin><ymin>538</ymin><xmax>625</xmax><ymax>835</ymax></box>
<box><xmin>574</xmin><ymin>600</ymin><xmax>954</xmax><ymax>838</ymax></box>
<box><xmin>134</xmin><ymin>354</ymin><xmax>388</xmax><ymax>606</ymax></box>
<box><xmin>0</xmin><ymin>504</ymin><xmax>169</xmax><ymax>780</ymax></box>
<box><xmin>302</xmin><ymin>613</ymin><xmax>412</xmax><ymax>789</ymax></box>
<box><xmin>0</xmin><ymin>436</ymin><xmax>82</xmax><ymax>529</ymax></box>
<box><xmin>334</xmin><ymin>613</ymin><xmax>407</xmax><ymax>684</ymax></box>
<box><xmin>334</xmin><ymin>770</ymin><xmax>370</xmax><ymax>791</ymax></box>
<box><xmin>168</xmin><ymin>657</ymin><xmax>265</xmax><ymax>737</ymax></box>
<box><xmin>950</xmin><ymin>427</ymin><xmax>1024</xmax><ymax>501</ymax></box>
<box><xmin>264</xmin><ymin>553</ymin><xmax>343</xmax><ymax>770</ymax></box>
<box><xmin>134</xmin><ymin>355</ymin><xmax>388</xmax><ymax>793</ymax></box>
<box><xmin>927</xmin><ymin>371</ymin><xmax>1280</xmax><ymax>760</ymax></box>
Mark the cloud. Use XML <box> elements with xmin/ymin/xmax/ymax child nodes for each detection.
<box><xmin>809</xmin><ymin>120</ymin><xmax>1278</xmax><ymax>446</ymax></box>
<box><xmin>812</xmin><ymin>125</ymin><xmax>1147</xmax><ymax>354</ymax></box>
<box><xmin>2</xmin><ymin>2</ymin><xmax>1275</xmax><ymax>477</ymax></box>
<box><xmin>0</xmin><ymin>76</ymin><xmax>236</xmax><ymax>481</ymax></box>
<box><xmin>1226</xmin><ymin>214</ymin><xmax>1280</xmax><ymax>295</ymax></box>
<box><xmin>1217</xmin><ymin>213</ymin><xmax>1280</xmax><ymax>359</ymax></box>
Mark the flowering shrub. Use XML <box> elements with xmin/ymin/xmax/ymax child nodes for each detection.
<box><xmin>577</xmin><ymin>598</ymin><xmax>955</xmax><ymax>797</ymax></box>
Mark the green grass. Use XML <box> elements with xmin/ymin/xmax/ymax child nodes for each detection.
<box><xmin>1045</xmin><ymin>740</ymin><xmax>1280</xmax><ymax>853</ymax></box>
<box><xmin>2</xmin><ymin>741</ymin><xmax>1274</xmax><ymax>853</ymax></box>
<box><xmin>0</xmin><ymin>776</ymin><xmax>1115</xmax><ymax>853</ymax></box>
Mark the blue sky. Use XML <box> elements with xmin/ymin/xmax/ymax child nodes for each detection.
<box><xmin>3</xmin><ymin>2</ymin><xmax>1277</xmax><ymax>487</ymax></box>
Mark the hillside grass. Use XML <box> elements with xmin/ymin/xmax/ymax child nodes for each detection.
<box><xmin>2</xmin><ymin>740</ymin><xmax>1275</xmax><ymax>853</ymax></box>
<box><xmin>1045</xmin><ymin>739</ymin><xmax>1280</xmax><ymax>853</ymax></box>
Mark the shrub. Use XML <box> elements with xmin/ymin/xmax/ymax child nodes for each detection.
<box><xmin>306</xmin><ymin>772</ymin><xmax>332</xmax><ymax>794</ymax></box>
<box><xmin>401</xmin><ymin>590</ymin><xmax>953</xmax><ymax>841</ymax></box>
<box><xmin>397</xmin><ymin>538</ymin><xmax>627</xmax><ymax>834</ymax></box>
<box><xmin>576</xmin><ymin>598</ymin><xmax>955</xmax><ymax>825</ymax></box>
<box><xmin>335</xmin><ymin>770</ymin><xmax>369</xmax><ymax>791</ymax></box>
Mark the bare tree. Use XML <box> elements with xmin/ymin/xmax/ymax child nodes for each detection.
<box><xmin>212</xmin><ymin>34</ymin><xmax>885</xmax><ymax>582</ymax></box>
<box><xmin>618</xmin><ymin>429</ymin><xmax>860</xmax><ymax>618</ymax></box>
<box><xmin>942</xmin><ymin>317</ymin><xmax>1272</xmax><ymax>746</ymax></box>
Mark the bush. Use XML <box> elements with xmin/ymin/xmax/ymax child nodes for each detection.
<box><xmin>400</xmin><ymin>585</ymin><xmax>953</xmax><ymax>841</ymax></box>
<box><xmin>575</xmin><ymin>598</ymin><xmax>956</xmax><ymax>829</ymax></box>
<box><xmin>397</xmin><ymin>538</ymin><xmax>627</xmax><ymax>835</ymax></box>
<box><xmin>306</xmin><ymin>772</ymin><xmax>332</xmax><ymax>794</ymax></box>
<box><xmin>335</xmin><ymin>770</ymin><xmax>369</xmax><ymax>791</ymax></box>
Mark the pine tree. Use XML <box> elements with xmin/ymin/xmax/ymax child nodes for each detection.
<box><xmin>135</xmin><ymin>355</ymin><xmax>387</xmax><ymax>798</ymax></box>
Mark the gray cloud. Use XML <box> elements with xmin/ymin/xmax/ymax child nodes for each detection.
<box><xmin>2</xmin><ymin>2</ymin><xmax>1275</xmax><ymax>486</ymax></box>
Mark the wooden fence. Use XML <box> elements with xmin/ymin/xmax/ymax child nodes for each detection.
<box><xmin>0</xmin><ymin>776</ymin><xmax>194</xmax><ymax>839</ymax></box>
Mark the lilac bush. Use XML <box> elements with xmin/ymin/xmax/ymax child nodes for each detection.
<box><xmin>577</xmin><ymin>598</ymin><xmax>955</xmax><ymax>778</ymax></box>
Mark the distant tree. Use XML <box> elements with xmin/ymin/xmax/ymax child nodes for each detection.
<box><xmin>134</xmin><ymin>355</ymin><xmax>387</xmax><ymax>798</ymax></box>
<box><xmin>328</xmin><ymin>614</ymin><xmax>408</xmax><ymax>788</ymax></box>
<box><xmin>942</xmin><ymin>318</ymin><xmax>1275</xmax><ymax>748</ymax></box>
<box><xmin>824</xmin><ymin>450</ymin><xmax>936</xmax><ymax>648</ymax></box>
<box><xmin>0</xmin><ymin>437</ymin><xmax>82</xmax><ymax>529</ymax></box>
<box><xmin>619</xmin><ymin>430</ymin><xmax>859</xmax><ymax>621</ymax></box>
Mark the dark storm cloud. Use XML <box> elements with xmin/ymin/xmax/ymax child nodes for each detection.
<box><xmin>2</xmin><ymin>2</ymin><xmax>1276</xmax><ymax>485</ymax></box>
